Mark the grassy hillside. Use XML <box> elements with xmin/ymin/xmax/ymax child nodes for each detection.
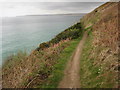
<box><xmin>80</xmin><ymin>2</ymin><xmax>119</xmax><ymax>88</ymax></box>
<box><xmin>2</xmin><ymin>2</ymin><xmax>119</xmax><ymax>88</ymax></box>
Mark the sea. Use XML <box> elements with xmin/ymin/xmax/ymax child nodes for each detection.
<box><xmin>1</xmin><ymin>14</ymin><xmax>85</xmax><ymax>65</ymax></box>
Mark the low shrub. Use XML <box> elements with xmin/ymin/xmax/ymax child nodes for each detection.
<box><xmin>36</xmin><ymin>22</ymin><xmax>83</xmax><ymax>51</ymax></box>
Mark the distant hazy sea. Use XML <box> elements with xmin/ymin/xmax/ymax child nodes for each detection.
<box><xmin>1</xmin><ymin>14</ymin><xmax>85</xmax><ymax>65</ymax></box>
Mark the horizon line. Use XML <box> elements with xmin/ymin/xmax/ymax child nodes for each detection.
<box><xmin>1</xmin><ymin>13</ymin><xmax>87</xmax><ymax>18</ymax></box>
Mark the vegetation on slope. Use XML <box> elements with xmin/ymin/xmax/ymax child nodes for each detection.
<box><xmin>80</xmin><ymin>29</ymin><xmax>118</xmax><ymax>88</ymax></box>
<box><xmin>37</xmin><ymin>38</ymin><xmax>81</xmax><ymax>88</ymax></box>
<box><xmin>36</xmin><ymin>22</ymin><xmax>82</xmax><ymax>50</ymax></box>
<box><xmin>80</xmin><ymin>2</ymin><xmax>119</xmax><ymax>88</ymax></box>
<box><xmin>2</xmin><ymin>2</ymin><xmax>119</xmax><ymax>88</ymax></box>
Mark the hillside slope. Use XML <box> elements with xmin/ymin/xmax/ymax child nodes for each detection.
<box><xmin>80</xmin><ymin>2</ymin><xmax>119</xmax><ymax>88</ymax></box>
<box><xmin>2</xmin><ymin>2</ymin><xmax>119</xmax><ymax>88</ymax></box>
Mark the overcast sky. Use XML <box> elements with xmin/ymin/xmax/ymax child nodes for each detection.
<box><xmin>0</xmin><ymin>0</ymin><xmax>109</xmax><ymax>17</ymax></box>
<box><xmin>0</xmin><ymin>0</ymin><xmax>110</xmax><ymax>2</ymax></box>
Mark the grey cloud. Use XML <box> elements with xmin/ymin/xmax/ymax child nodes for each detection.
<box><xmin>35</xmin><ymin>2</ymin><xmax>105</xmax><ymax>13</ymax></box>
<box><xmin>2</xmin><ymin>2</ymin><xmax>105</xmax><ymax>16</ymax></box>
<box><xmin>6</xmin><ymin>2</ymin><xmax>104</xmax><ymax>13</ymax></box>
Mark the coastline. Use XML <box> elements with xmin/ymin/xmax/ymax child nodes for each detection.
<box><xmin>2</xmin><ymin>14</ymin><xmax>85</xmax><ymax>64</ymax></box>
<box><xmin>2</xmin><ymin>2</ymin><xmax>119</xmax><ymax>88</ymax></box>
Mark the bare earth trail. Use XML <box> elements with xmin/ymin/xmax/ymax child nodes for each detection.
<box><xmin>58</xmin><ymin>31</ymin><xmax>88</xmax><ymax>88</ymax></box>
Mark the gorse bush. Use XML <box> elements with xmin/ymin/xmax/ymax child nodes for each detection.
<box><xmin>39</xmin><ymin>42</ymin><xmax>50</xmax><ymax>50</ymax></box>
<box><xmin>66</xmin><ymin>22</ymin><xmax>82</xmax><ymax>30</ymax></box>
<box><xmin>36</xmin><ymin>22</ymin><xmax>83</xmax><ymax>51</ymax></box>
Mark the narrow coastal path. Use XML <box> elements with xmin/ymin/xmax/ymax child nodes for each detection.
<box><xmin>58</xmin><ymin>31</ymin><xmax>88</xmax><ymax>88</ymax></box>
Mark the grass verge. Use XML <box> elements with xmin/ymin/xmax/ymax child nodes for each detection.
<box><xmin>80</xmin><ymin>30</ymin><xmax>102</xmax><ymax>88</ymax></box>
<box><xmin>80</xmin><ymin>30</ymin><xmax>118</xmax><ymax>88</ymax></box>
<box><xmin>37</xmin><ymin>37</ymin><xmax>82</xmax><ymax>88</ymax></box>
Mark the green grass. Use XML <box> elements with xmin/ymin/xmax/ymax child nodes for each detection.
<box><xmin>37</xmin><ymin>37</ymin><xmax>82</xmax><ymax>88</ymax></box>
<box><xmin>80</xmin><ymin>30</ymin><xmax>103</xmax><ymax>88</ymax></box>
<box><xmin>80</xmin><ymin>30</ymin><xmax>118</xmax><ymax>88</ymax></box>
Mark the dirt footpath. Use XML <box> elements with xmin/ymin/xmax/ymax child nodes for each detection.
<box><xmin>58</xmin><ymin>32</ymin><xmax>88</xmax><ymax>88</ymax></box>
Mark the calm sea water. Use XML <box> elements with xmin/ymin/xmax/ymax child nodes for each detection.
<box><xmin>1</xmin><ymin>14</ymin><xmax>84</xmax><ymax>65</ymax></box>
